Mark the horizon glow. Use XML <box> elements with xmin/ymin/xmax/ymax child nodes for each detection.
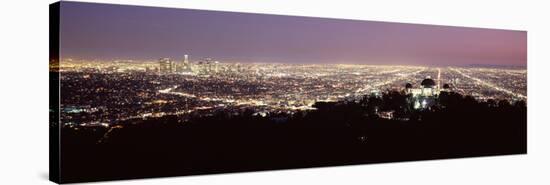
<box><xmin>59</xmin><ymin>2</ymin><xmax>527</xmax><ymax>66</ymax></box>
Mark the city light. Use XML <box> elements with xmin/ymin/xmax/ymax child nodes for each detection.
<box><xmin>57</xmin><ymin>57</ymin><xmax>527</xmax><ymax>127</ymax></box>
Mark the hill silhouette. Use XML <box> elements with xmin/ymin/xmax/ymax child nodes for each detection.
<box><xmin>59</xmin><ymin>90</ymin><xmax>526</xmax><ymax>183</ymax></box>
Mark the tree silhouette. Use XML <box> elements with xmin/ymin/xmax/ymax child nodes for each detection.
<box><xmin>58</xmin><ymin>90</ymin><xmax>527</xmax><ymax>183</ymax></box>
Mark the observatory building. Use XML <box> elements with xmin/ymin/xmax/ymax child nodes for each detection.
<box><xmin>405</xmin><ymin>77</ymin><xmax>450</xmax><ymax>109</ymax></box>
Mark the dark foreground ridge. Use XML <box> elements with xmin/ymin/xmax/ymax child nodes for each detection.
<box><xmin>60</xmin><ymin>91</ymin><xmax>526</xmax><ymax>183</ymax></box>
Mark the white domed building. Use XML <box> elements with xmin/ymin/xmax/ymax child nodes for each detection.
<box><xmin>405</xmin><ymin>77</ymin><xmax>441</xmax><ymax>109</ymax></box>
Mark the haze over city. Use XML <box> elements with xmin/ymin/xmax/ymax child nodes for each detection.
<box><xmin>59</xmin><ymin>2</ymin><xmax>526</xmax><ymax>66</ymax></box>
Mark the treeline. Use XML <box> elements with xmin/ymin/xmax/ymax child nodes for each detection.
<box><xmin>59</xmin><ymin>90</ymin><xmax>526</xmax><ymax>183</ymax></box>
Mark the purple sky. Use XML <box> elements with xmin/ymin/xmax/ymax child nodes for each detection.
<box><xmin>59</xmin><ymin>1</ymin><xmax>527</xmax><ymax>66</ymax></box>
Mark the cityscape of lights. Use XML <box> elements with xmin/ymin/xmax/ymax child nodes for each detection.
<box><xmin>57</xmin><ymin>57</ymin><xmax>527</xmax><ymax>127</ymax></box>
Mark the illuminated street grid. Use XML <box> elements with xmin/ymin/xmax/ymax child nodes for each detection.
<box><xmin>58</xmin><ymin>59</ymin><xmax>526</xmax><ymax>127</ymax></box>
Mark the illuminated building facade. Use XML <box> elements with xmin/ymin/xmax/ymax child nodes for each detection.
<box><xmin>406</xmin><ymin>78</ymin><xmax>440</xmax><ymax>109</ymax></box>
<box><xmin>177</xmin><ymin>54</ymin><xmax>194</xmax><ymax>74</ymax></box>
<box><xmin>159</xmin><ymin>58</ymin><xmax>174</xmax><ymax>74</ymax></box>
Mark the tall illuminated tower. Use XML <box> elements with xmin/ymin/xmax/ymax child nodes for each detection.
<box><xmin>180</xmin><ymin>54</ymin><xmax>192</xmax><ymax>73</ymax></box>
<box><xmin>184</xmin><ymin>54</ymin><xmax>189</xmax><ymax>64</ymax></box>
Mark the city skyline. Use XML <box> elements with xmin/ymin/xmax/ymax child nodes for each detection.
<box><xmin>51</xmin><ymin>2</ymin><xmax>527</xmax><ymax>183</ymax></box>
<box><xmin>60</xmin><ymin>2</ymin><xmax>526</xmax><ymax>66</ymax></box>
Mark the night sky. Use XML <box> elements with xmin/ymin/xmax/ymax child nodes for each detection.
<box><xmin>59</xmin><ymin>2</ymin><xmax>527</xmax><ymax>66</ymax></box>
